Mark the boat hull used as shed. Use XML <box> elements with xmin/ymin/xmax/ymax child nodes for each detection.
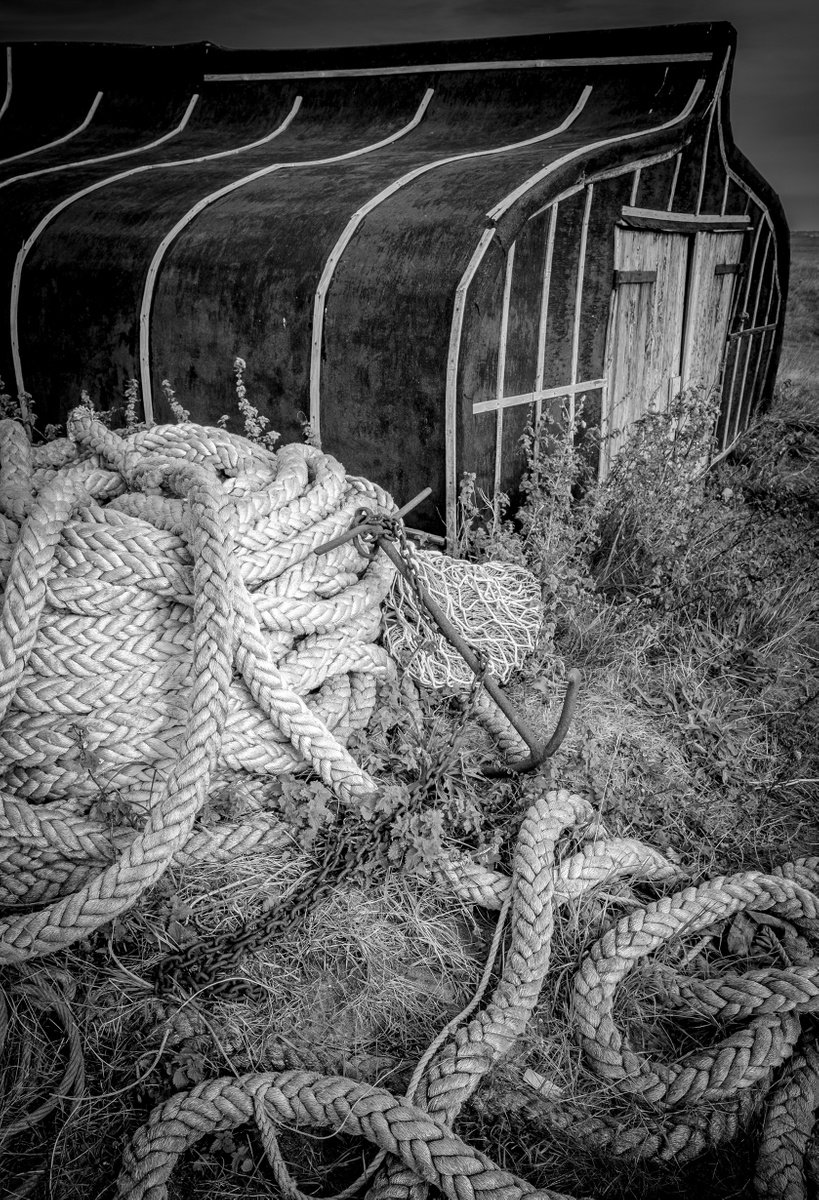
<box><xmin>0</xmin><ymin>24</ymin><xmax>788</xmax><ymax>540</ymax></box>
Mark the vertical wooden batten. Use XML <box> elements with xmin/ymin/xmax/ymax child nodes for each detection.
<box><xmin>569</xmin><ymin>185</ymin><xmax>594</xmax><ymax>428</ymax></box>
<box><xmin>493</xmin><ymin>244</ymin><xmax>516</xmax><ymax>516</ymax></box>
<box><xmin>695</xmin><ymin>102</ymin><xmax>715</xmax><ymax>214</ymax></box>
<box><xmin>445</xmin><ymin>227</ymin><xmax>497</xmax><ymax>546</ymax></box>
<box><xmin>666</xmin><ymin>153</ymin><xmax>682</xmax><ymax>210</ymax></box>
<box><xmin>534</xmin><ymin>205</ymin><xmax>558</xmax><ymax>429</ymax></box>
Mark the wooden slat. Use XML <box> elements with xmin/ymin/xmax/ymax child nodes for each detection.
<box><xmin>695</xmin><ymin>99</ymin><xmax>716</xmax><ymax>214</ymax></box>
<box><xmin>0</xmin><ymin>90</ymin><xmax>103</xmax><ymax>168</ymax></box>
<box><xmin>205</xmin><ymin>52</ymin><xmax>713</xmax><ymax>82</ymax></box>
<box><xmin>10</xmin><ymin>97</ymin><xmax>303</xmax><ymax>402</ymax></box>
<box><xmin>445</xmin><ymin>227</ymin><xmax>496</xmax><ymax>546</ymax></box>
<box><xmin>720</xmin><ymin>172</ymin><xmax>730</xmax><ymax>216</ymax></box>
<box><xmin>681</xmin><ymin>229</ymin><xmax>745</xmax><ymax>391</ymax></box>
<box><xmin>667</xmin><ymin>152</ymin><xmax>682</xmax><ymax>210</ymax></box>
<box><xmin>620</xmin><ymin>206</ymin><xmax>751</xmax><ymax>232</ymax></box>
<box><xmin>569</xmin><ymin>185</ymin><xmax>594</xmax><ymax>427</ymax></box>
<box><xmin>473</xmin><ymin>378</ymin><xmax>605</xmax><ymax>414</ymax></box>
<box><xmin>493</xmin><ymin>245</ymin><xmax>516</xmax><ymax>513</ymax></box>
<box><xmin>714</xmin><ymin>263</ymin><xmax>744</xmax><ymax>276</ymax></box>
<box><xmin>533</xmin><ymin>205</ymin><xmax>557</xmax><ymax>429</ymax></box>
<box><xmin>629</xmin><ymin>167</ymin><xmax>641</xmax><ymax>207</ymax></box>
<box><xmin>0</xmin><ymin>94</ymin><xmax>200</xmax><ymax>194</ymax></box>
<box><xmin>309</xmin><ymin>86</ymin><xmax>591</xmax><ymax>439</ymax></box>
<box><xmin>614</xmin><ymin>269</ymin><xmax>656</xmax><ymax>285</ymax></box>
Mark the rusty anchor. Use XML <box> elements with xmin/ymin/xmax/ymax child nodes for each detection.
<box><xmin>315</xmin><ymin>488</ymin><xmax>580</xmax><ymax>776</ymax></box>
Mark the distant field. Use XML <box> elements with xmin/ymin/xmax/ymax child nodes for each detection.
<box><xmin>777</xmin><ymin>231</ymin><xmax>819</xmax><ymax>413</ymax></box>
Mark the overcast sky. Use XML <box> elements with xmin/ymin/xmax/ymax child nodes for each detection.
<box><xmin>2</xmin><ymin>0</ymin><xmax>817</xmax><ymax>229</ymax></box>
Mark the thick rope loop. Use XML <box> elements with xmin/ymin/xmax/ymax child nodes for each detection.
<box><xmin>755</xmin><ymin>1039</ymin><xmax>819</xmax><ymax>1200</ymax></box>
<box><xmin>571</xmin><ymin>871</ymin><xmax>819</xmax><ymax>1109</ymax></box>
<box><xmin>116</xmin><ymin>1069</ymin><xmax>583</xmax><ymax>1200</ymax></box>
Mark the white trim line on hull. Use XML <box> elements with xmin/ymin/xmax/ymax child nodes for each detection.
<box><xmin>205</xmin><ymin>52</ymin><xmax>713</xmax><ymax>81</ymax></box>
<box><xmin>0</xmin><ymin>91</ymin><xmax>103</xmax><ymax>167</ymax></box>
<box><xmin>10</xmin><ymin>97</ymin><xmax>304</xmax><ymax>399</ymax></box>
<box><xmin>0</xmin><ymin>94</ymin><xmax>200</xmax><ymax>193</ymax></box>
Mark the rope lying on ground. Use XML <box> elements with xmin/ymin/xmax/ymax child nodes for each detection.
<box><xmin>115</xmin><ymin>802</ymin><xmax>819</xmax><ymax>1197</ymax></box>
<box><xmin>1</xmin><ymin>784</ymin><xmax>679</xmax><ymax>920</ymax></box>
<box><xmin>117</xmin><ymin>787</ymin><xmax>594</xmax><ymax>1200</ymax></box>
<box><xmin>0</xmin><ymin>413</ymin><xmax>399</xmax><ymax>961</ymax></box>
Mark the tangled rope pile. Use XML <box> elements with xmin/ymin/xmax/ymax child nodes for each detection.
<box><xmin>0</xmin><ymin>411</ymin><xmax>403</xmax><ymax>960</ymax></box>
<box><xmin>113</xmin><ymin>786</ymin><xmax>819</xmax><ymax>1200</ymax></box>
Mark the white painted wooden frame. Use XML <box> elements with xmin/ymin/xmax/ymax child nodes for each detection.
<box><xmin>0</xmin><ymin>91</ymin><xmax>103</xmax><ymax>168</ymax></box>
<box><xmin>620</xmin><ymin>206</ymin><xmax>750</xmax><ymax>230</ymax></box>
<box><xmin>444</xmin><ymin>77</ymin><xmax>706</xmax><ymax>544</ymax></box>
<box><xmin>533</xmin><ymin>205</ymin><xmax>558</xmax><ymax>430</ymax></box>
<box><xmin>492</xmin><ymin>244</ymin><xmax>516</xmax><ymax>519</ymax></box>
<box><xmin>10</xmin><ymin>97</ymin><xmax>304</xmax><ymax>398</ymax></box>
<box><xmin>0</xmin><ymin>48</ymin><xmax>11</xmax><ymax>123</ymax></box>
<box><xmin>567</xmin><ymin>185</ymin><xmax>594</xmax><ymax>429</ymax></box>
<box><xmin>666</xmin><ymin>152</ymin><xmax>682</xmax><ymax>210</ymax></box>
<box><xmin>0</xmin><ymin>94</ymin><xmax>200</xmax><ymax>193</ymax></box>
<box><xmin>695</xmin><ymin>92</ymin><xmax>717</xmax><ymax>214</ymax></box>
<box><xmin>309</xmin><ymin>86</ymin><xmax>592</xmax><ymax>439</ymax></box>
<box><xmin>474</xmin><ymin>378</ymin><xmax>607</xmax><ymax>415</ymax></box>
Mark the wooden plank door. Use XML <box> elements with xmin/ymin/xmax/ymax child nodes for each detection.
<box><xmin>681</xmin><ymin>231</ymin><xmax>746</xmax><ymax>394</ymax></box>
<box><xmin>601</xmin><ymin>227</ymin><xmax>689</xmax><ymax>478</ymax></box>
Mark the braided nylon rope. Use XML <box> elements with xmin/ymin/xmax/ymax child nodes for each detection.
<box><xmin>571</xmin><ymin>872</ymin><xmax>819</xmax><ymax>1108</ymax></box>
<box><xmin>111</xmin><ymin>789</ymin><xmax>819</xmax><ymax>1194</ymax></box>
<box><xmin>117</xmin><ymin>789</ymin><xmax>592</xmax><ymax>1200</ymax></box>
<box><xmin>116</xmin><ymin>1069</ymin><xmax>580</xmax><ymax>1200</ymax></box>
<box><xmin>755</xmin><ymin>1041</ymin><xmax>819</xmax><ymax>1199</ymax></box>
<box><xmin>0</xmin><ymin>413</ymin><xmax>400</xmax><ymax>960</ymax></box>
<box><xmin>364</xmin><ymin>789</ymin><xmax>592</xmax><ymax>1200</ymax></box>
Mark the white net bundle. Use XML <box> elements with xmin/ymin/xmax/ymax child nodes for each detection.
<box><xmin>382</xmin><ymin>547</ymin><xmax>543</xmax><ymax>690</ymax></box>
